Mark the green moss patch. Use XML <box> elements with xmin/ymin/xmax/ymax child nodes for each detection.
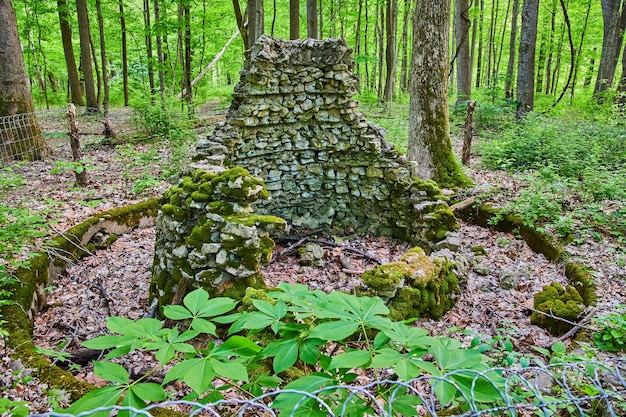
<box><xmin>531</xmin><ymin>282</ymin><xmax>585</xmax><ymax>336</ymax></box>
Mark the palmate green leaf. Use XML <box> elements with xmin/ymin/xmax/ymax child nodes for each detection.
<box><xmin>263</xmin><ymin>338</ymin><xmax>299</xmax><ymax>373</ymax></box>
<box><xmin>433</xmin><ymin>379</ymin><xmax>457</xmax><ymax>407</ymax></box>
<box><xmin>119</xmin><ymin>389</ymin><xmax>147</xmax><ymax>417</ymax></box>
<box><xmin>393</xmin><ymin>357</ymin><xmax>423</xmax><ymax>381</ymax></box>
<box><xmin>182</xmin><ymin>288</ymin><xmax>211</xmax><ymax>314</ymax></box>
<box><xmin>430</xmin><ymin>341</ymin><xmax>483</xmax><ymax>371</ymax></box>
<box><xmin>308</xmin><ymin>320</ymin><xmax>359</xmax><ymax>341</ymax></box>
<box><xmin>390</xmin><ymin>394</ymin><xmax>422</xmax><ymax>416</ymax></box>
<box><xmin>273</xmin><ymin>374</ymin><xmax>333</xmax><ymax>410</ymax></box>
<box><xmin>210</xmin><ymin>358</ymin><xmax>249</xmax><ymax>382</ymax></box>
<box><xmin>300</xmin><ymin>338</ymin><xmax>324</xmax><ymax>365</ymax></box>
<box><xmin>163</xmin><ymin>358</ymin><xmax>214</xmax><ymax>394</ymax></box>
<box><xmin>370</xmin><ymin>348</ymin><xmax>402</xmax><ymax>368</ymax></box>
<box><xmin>214</xmin><ymin>335</ymin><xmax>262</xmax><ymax>357</ymax></box>
<box><xmin>107</xmin><ymin>317</ymin><xmax>163</xmax><ymax>337</ymax></box>
<box><xmin>130</xmin><ymin>383</ymin><xmax>166</xmax><ymax>402</ymax></box>
<box><xmin>191</xmin><ymin>317</ymin><xmax>217</xmax><ymax>335</ymax></box>
<box><xmin>449</xmin><ymin>370</ymin><xmax>506</xmax><ymax>403</ymax></box>
<box><xmin>94</xmin><ymin>361</ymin><xmax>129</xmax><ymax>384</ymax></box>
<box><xmin>197</xmin><ymin>296</ymin><xmax>238</xmax><ymax>317</ymax></box>
<box><xmin>328</xmin><ymin>350</ymin><xmax>371</xmax><ymax>369</ymax></box>
<box><xmin>382</xmin><ymin>321</ymin><xmax>432</xmax><ymax>348</ymax></box>
<box><xmin>64</xmin><ymin>386</ymin><xmax>124</xmax><ymax>417</ymax></box>
<box><xmin>82</xmin><ymin>334</ymin><xmax>135</xmax><ymax>350</ymax></box>
<box><xmin>164</xmin><ymin>304</ymin><xmax>192</xmax><ymax>320</ymax></box>
<box><xmin>229</xmin><ymin>311</ymin><xmax>277</xmax><ymax>334</ymax></box>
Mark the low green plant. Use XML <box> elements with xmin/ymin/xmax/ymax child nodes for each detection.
<box><xmin>66</xmin><ymin>286</ymin><xmax>506</xmax><ymax>416</ymax></box>
<box><xmin>50</xmin><ymin>160</ymin><xmax>96</xmax><ymax>177</ymax></box>
<box><xmin>0</xmin><ymin>398</ymin><xmax>29</xmax><ymax>417</ymax></box>
<box><xmin>592</xmin><ymin>306</ymin><xmax>626</xmax><ymax>352</ymax></box>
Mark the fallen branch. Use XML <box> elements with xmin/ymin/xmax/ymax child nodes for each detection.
<box><xmin>275</xmin><ymin>236</ymin><xmax>383</xmax><ymax>265</ymax></box>
<box><xmin>552</xmin><ymin>307</ymin><xmax>598</xmax><ymax>345</ymax></box>
<box><xmin>270</xmin><ymin>237</ymin><xmax>308</xmax><ymax>264</ymax></box>
<box><xmin>176</xmin><ymin>30</ymin><xmax>239</xmax><ymax>100</ymax></box>
<box><xmin>529</xmin><ymin>307</ymin><xmax>598</xmax><ymax>336</ymax></box>
<box><xmin>449</xmin><ymin>195</ymin><xmax>479</xmax><ymax>212</ymax></box>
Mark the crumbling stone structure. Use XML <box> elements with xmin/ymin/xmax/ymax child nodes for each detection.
<box><xmin>193</xmin><ymin>36</ymin><xmax>456</xmax><ymax>247</ymax></box>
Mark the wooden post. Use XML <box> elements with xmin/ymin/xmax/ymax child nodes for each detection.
<box><xmin>461</xmin><ymin>100</ymin><xmax>476</xmax><ymax>166</ymax></box>
<box><xmin>67</xmin><ymin>103</ymin><xmax>88</xmax><ymax>187</ymax></box>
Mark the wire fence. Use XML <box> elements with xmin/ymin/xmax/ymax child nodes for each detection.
<box><xmin>30</xmin><ymin>358</ymin><xmax>626</xmax><ymax>417</ymax></box>
<box><xmin>0</xmin><ymin>111</ymin><xmax>49</xmax><ymax>164</ymax></box>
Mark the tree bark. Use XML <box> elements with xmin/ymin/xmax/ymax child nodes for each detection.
<box><xmin>408</xmin><ymin>0</ymin><xmax>469</xmax><ymax>187</ymax></box>
<box><xmin>57</xmin><ymin>0</ymin><xmax>84</xmax><ymax>106</ymax></box>
<box><xmin>504</xmin><ymin>0</ymin><xmax>519</xmax><ymax>99</ymax></box>
<box><xmin>95</xmin><ymin>0</ymin><xmax>109</xmax><ymax>114</ymax></box>
<box><xmin>454</xmin><ymin>0</ymin><xmax>472</xmax><ymax>103</ymax></box>
<box><xmin>232</xmin><ymin>0</ymin><xmax>249</xmax><ymax>50</ymax></box>
<box><xmin>0</xmin><ymin>0</ymin><xmax>48</xmax><ymax>161</ymax></box>
<box><xmin>399</xmin><ymin>0</ymin><xmax>411</xmax><ymax>92</ymax></box>
<box><xmin>248</xmin><ymin>0</ymin><xmax>265</xmax><ymax>45</ymax></box>
<box><xmin>475</xmin><ymin>0</ymin><xmax>484</xmax><ymax>88</ymax></box>
<box><xmin>144</xmin><ymin>0</ymin><xmax>156</xmax><ymax>101</ymax></box>
<box><xmin>516</xmin><ymin>0</ymin><xmax>539</xmax><ymax>117</ymax></box>
<box><xmin>66</xmin><ymin>104</ymin><xmax>88</xmax><ymax>187</ymax></box>
<box><xmin>290</xmin><ymin>0</ymin><xmax>300</xmax><ymax>39</ymax></box>
<box><xmin>383</xmin><ymin>0</ymin><xmax>398</xmax><ymax>104</ymax></box>
<box><xmin>154</xmin><ymin>0</ymin><xmax>166</xmax><ymax>97</ymax></box>
<box><xmin>76</xmin><ymin>0</ymin><xmax>99</xmax><ymax>110</ymax></box>
<box><xmin>307</xmin><ymin>0</ymin><xmax>318</xmax><ymax>38</ymax></box>
<box><xmin>118</xmin><ymin>0</ymin><xmax>129</xmax><ymax>106</ymax></box>
<box><xmin>594</xmin><ymin>0</ymin><xmax>623</xmax><ymax>96</ymax></box>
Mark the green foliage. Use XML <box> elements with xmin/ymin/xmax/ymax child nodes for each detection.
<box><xmin>50</xmin><ymin>160</ymin><xmax>96</xmax><ymax>177</ymax></box>
<box><xmin>70</xmin><ymin>286</ymin><xmax>506</xmax><ymax>416</ymax></box>
<box><xmin>592</xmin><ymin>306</ymin><xmax>626</xmax><ymax>352</ymax></box>
<box><xmin>0</xmin><ymin>398</ymin><xmax>29</xmax><ymax>417</ymax></box>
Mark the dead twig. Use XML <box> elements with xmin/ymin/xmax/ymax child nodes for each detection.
<box><xmin>449</xmin><ymin>195</ymin><xmax>479</xmax><ymax>212</ymax></box>
<box><xmin>529</xmin><ymin>307</ymin><xmax>598</xmax><ymax>335</ymax></box>
<box><xmin>275</xmin><ymin>236</ymin><xmax>383</xmax><ymax>264</ymax></box>
<box><xmin>95</xmin><ymin>277</ymin><xmax>115</xmax><ymax>317</ymax></box>
<box><xmin>551</xmin><ymin>307</ymin><xmax>598</xmax><ymax>345</ymax></box>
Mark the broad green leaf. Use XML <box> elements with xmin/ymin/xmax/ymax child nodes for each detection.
<box><xmin>134</xmin><ymin>318</ymin><xmax>164</xmax><ymax>336</ymax></box>
<box><xmin>308</xmin><ymin>320</ymin><xmax>359</xmax><ymax>341</ymax></box>
<box><xmin>370</xmin><ymin>348</ymin><xmax>402</xmax><ymax>368</ymax></box>
<box><xmin>382</xmin><ymin>322</ymin><xmax>432</xmax><ymax>348</ymax></box>
<box><xmin>197</xmin><ymin>296</ymin><xmax>238</xmax><ymax>317</ymax></box>
<box><xmin>394</xmin><ymin>357</ymin><xmax>423</xmax><ymax>381</ymax></box>
<box><xmin>433</xmin><ymin>379</ymin><xmax>457</xmax><ymax>407</ymax></box>
<box><xmin>130</xmin><ymin>383</ymin><xmax>166</xmax><ymax>402</ymax></box>
<box><xmin>155</xmin><ymin>344</ymin><xmax>175</xmax><ymax>363</ymax></box>
<box><xmin>329</xmin><ymin>350</ymin><xmax>371</xmax><ymax>369</ymax></box>
<box><xmin>183</xmin><ymin>288</ymin><xmax>211</xmax><ymax>314</ymax></box>
<box><xmin>215</xmin><ymin>335</ymin><xmax>262</xmax><ymax>357</ymax></box>
<box><xmin>164</xmin><ymin>358</ymin><xmax>214</xmax><ymax>394</ymax></box>
<box><xmin>231</xmin><ymin>311</ymin><xmax>276</xmax><ymax>332</ymax></box>
<box><xmin>299</xmin><ymin>338</ymin><xmax>324</xmax><ymax>365</ymax></box>
<box><xmin>263</xmin><ymin>338</ymin><xmax>299</xmax><ymax>373</ymax></box>
<box><xmin>94</xmin><ymin>361</ymin><xmax>129</xmax><ymax>384</ymax></box>
<box><xmin>390</xmin><ymin>394</ymin><xmax>422</xmax><ymax>416</ymax></box>
<box><xmin>82</xmin><ymin>334</ymin><xmax>134</xmax><ymax>350</ymax></box>
<box><xmin>450</xmin><ymin>371</ymin><xmax>506</xmax><ymax>403</ymax></box>
<box><xmin>191</xmin><ymin>317</ymin><xmax>217</xmax><ymax>335</ymax></box>
<box><xmin>107</xmin><ymin>316</ymin><xmax>138</xmax><ymax>334</ymax></box>
<box><xmin>210</xmin><ymin>358</ymin><xmax>249</xmax><ymax>382</ymax></box>
<box><xmin>105</xmin><ymin>344</ymin><xmax>132</xmax><ymax>360</ymax></box>
<box><xmin>431</xmin><ymin>342</ymin><xmax>482</xmax><ymax>371</ymax></box>
<box><xmin>373</xmin><ymin>331</ymin><xmax>391</xmax><ymax>350</ymax></box>
<box><xmin>120</xmin><ymin>388</ymin><xmax>147</xmax><ymax>417</ymax></box>
<box><xmin>64</xmin><ymin>386</ymin><xmax>124</xmax><ymax>417</ymax></box>
<box><xmin>164</xmin><ymin>304</ymin><xmax>192</xmax><ymax>320</ymax></box>
<box><xmin>273</xmin><ymin>374</ymin><xmax>333</xmax><ymax>410</ymax></box>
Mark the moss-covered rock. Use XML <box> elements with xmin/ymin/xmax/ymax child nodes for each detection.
<box><xmin>531</xmin><ymin>282</ymin><xmax>585</xmax><ymax>336</ymax></box>
<box><xmin>361</xmin><ymin>247</ymin><xmax>459</xmax><ymax>320</ymax></box>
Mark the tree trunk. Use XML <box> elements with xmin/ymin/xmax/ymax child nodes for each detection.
<box><xmin>355</xmin><ymin>0</ymin><xmax>363</xmax><ymax>89</ymax></box>
<box><xmin>307</xmin><ymin>0</ymin><xmax>318</xmax><ymax>38</ymax></box>
<box><xmin>594</xmin><ymin>0</ymin><xmax>623</xmax><ymax>96</ymax></box>
<box><xmin>516</xmin><ymin>0</ymin><xmax>539</xmax><ymax>117</ymax></box>
<box><xmin>290</xmin><ymin>0</ymin><xmax>300</xmax><ymax>39</ymax></box>
<box><xmin>376</xmin><ymin>2</ymin><xmax>385</xmax><ymax>100</ymax></box>
<box><xmin>383</xmin><ymin>0</ymin><xmax>398</xmax><ymax>104</ymax></box>
<box><xmin>95</xmin><ymin>0</ymin><xmax>109</xmax><ymax>114</ymax></box>
<box><xmin>58</xmin><ymin>0</ymin><xmax>84</xmax><ymax>106</ymax></box>
<box><xmin>408</xmin><ymin>0</ymin><xmax>469</xmax><ymax>187</ymax></box>
<box><xmin>399</xmin><ymin>0</ymin><xmax>410</xmax><ymax>93</ymax></box>
<box><xmin>144</xmin><ymin>0</ymin><xmax>156</xmax><ymax>101</ymax></box>
<box><xmin>76</xmin><ymin>0</ymin><xmax>98</xmax><ymax>110</ymax></box>
<box><xmin>455</xmin><ymin>0</ymin><xmax>472</xmax><ymax>103</ymax></box>
<box><xmin>118</xmin><ymin>0</ymin><xmax>129</xmax><ymax>106</ymax></box>
<box><xmin>182</xmin><ymin>1</ymin><xmax>192</xmax><ymax>111</ymax></box>
<box><xmin>233</xmin><ymin>0</ymin><xmax>250</xmax><ymax>50</ymax></box>
<box><xmin>154</xmin><ymin>0</ymin><xmax>166</xmax><ymax>97</ymax></box>
<box><xmin>0</xmin><ymin>0</ymin><xmax>48</xmax><ymax>161</ymax></box>
<box><xmin>504</xmin><ymin>0</ymin><xmax>519</xmax><ymax>99</ymax></box>
<box><xmin>570</xmin><ymin>0</ymin><xmax>592</xmax><ymax>101</ymax></box>
<box><xmin>248</xmin><ymin>0</ymin><xmax>265</xmax><ymax>45</ymax></box>
<box><xmin>475</xmin><ymin>0</ymin><xmax>484</xmax><ymax>88</ymax></box>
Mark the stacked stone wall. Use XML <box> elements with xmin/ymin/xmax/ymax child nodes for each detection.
<box><xmin>193</xmin><ymin>36</ymin><xmax>456</xmax><ymax>248</ymax></box>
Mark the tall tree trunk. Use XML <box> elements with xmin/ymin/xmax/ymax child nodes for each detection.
<box><xmin>76</xmin><ymin>0</ymin><xmax>98</xmax><ymax>110</ymax></box>
<box><xmin>516</xmin><ymin>0</ymin><xmax>540</xmax><ymax>117</ymax></box>
<box><xmin>486</xmin><ymin>0</ymin><xmax>497</xmax><ymax>86</ymax></box>
<box><xmin>0</xmin><ymin>0</ymin><xmax>48</xmax><ymax>161</ymax></box>
<box><xmin>455</xmin><ymin>0</ymin><xmax>472</xmax><ymax>103</ymax></box>
<box><xmin>290</xmin><ymin>0</ymin><xmax>300</xmax><ymax>39</ymax></box>
<box><xmin>376</xmin><ymin>2</ymin><xmax>385</xmax><ymax>100</ymax></box>
<box><xmin>355</xmin><ymin>0</ymin><xmax>363</xmax><ymax>90</ymax></box>
<box><xmin>95</xmin><ymin>0</ymin><xmax>109</xmax><ymax>114</ymax></box>
<box><xmin>383</xmin><ymin>0</ymin><xmax>398</xmax><ymax>104</ymax></box>
<box><xmin>495</xmin><ymin>0</ymin><xmax>511</xmax><ymax>78</ymax></box>
<box><xmin>364</xmin><ymin>0</ymin><xmax>370</xmax><ymax>89</ymax></box>
<box><xmin>248</xmin><ymin>0</ymin><xmax>265</xmax><ymax>45</ymax></box>
<box><xmin>154</xmin><ymin>0</ymin><xmax>166</xmax><ymax>97</ymax></box>
<box><xmin>594</xmin><ymin>0</ymin><xmax>623</xmax><ymax>96</ymax></box>
<box><xmin>504</xmin><ymin>0</ymin><xmax>519</xmax><ymax>99</ymax></box>
<box><xmin>544</xmin><ymin>0</ymin><xmax>558</xmax><ymax>94</ymax></box>
<box><xmin>475</xmin><ymin>0</ymin><xmax>484</xmax><ymax>88</ymax></box>
<box><xmin>307</xmin><ymin>0</ymin><xmax>318</xmax><ymax>38</ymax></box>
<box><xmin>233</xmin><ymin>0</ymin><xmax>250</xmax><ymax>50</ymax></box>
<box><xmin>118</xmin><ymin>0</ymin><xmax>129</xmax><ymax>106</ymax></box>
<box><xmin>58</xmin><ymin>0</ymin><xmax>84</xmax><ymax>106</ymax></box>
<box><xmin>180</xmin><ymin>0</ymin><xmax>192</xmax><ymax>111</ymax></box>
<box><xmin>399</xmin><ymin>0</ymin><xmax>410</xmax><ymax>93</ymax></box>
<box><xmin>570</xmin><ymin>0</ymin><xmax>592</xmax><ymax>101</ymax></box>
<box><xmin>584</xmin><ymin>49</ymin><xmax>597</xmax><ymax>87</ymax></box>
<box><xmin>89</xmin><ymin>34</ymin><xmax>102</xmax><ymax>105</ymax></box>
<box><xmin>144</xmin><ymin>0</ymin><xmax>156</xmax><ymax>101</ymax></box>
<box><xmin>408</xmin><ymin>0</ymin><xmax>469</xmax><ymax>187</ymax></box>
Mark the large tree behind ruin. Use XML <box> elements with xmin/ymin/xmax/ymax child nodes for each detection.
<box><xmin>0</xmin><ymin>0</ymin><xmax>48</xmax><ymax>161</ymax></box>
<box><xmin>407</xmin><ymin>0</ymin><xmax>470</xmax><ymax>188</ymax></box>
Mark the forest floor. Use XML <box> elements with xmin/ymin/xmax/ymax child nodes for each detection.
<box><xmin>1</xmin><ymin>106</ymin><xmax>625</xmax><ymax>413</ymax></box>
